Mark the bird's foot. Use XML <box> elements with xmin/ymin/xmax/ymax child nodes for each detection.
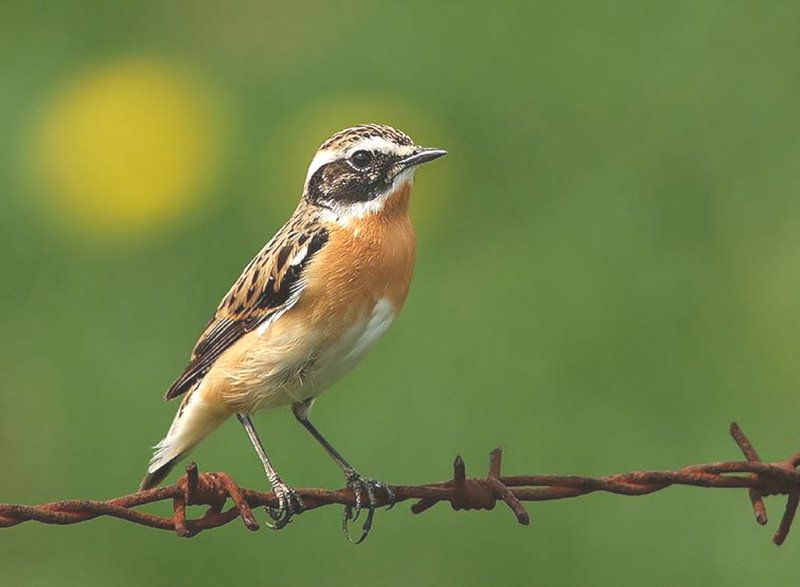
<box><xmin>342</xmin><ymin>470</ymin><xmax>395</xmax><ymax>544</ymax></box>
<box><xmin>265</xmin><ymin>478</ymin><xmax>304</xmax><ymax>530</ymax></box>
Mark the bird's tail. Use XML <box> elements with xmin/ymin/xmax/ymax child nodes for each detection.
<box><xmin>139</xmin><ymin>390</ymin><xmax>229</xmax><ymax>490</ymax></box>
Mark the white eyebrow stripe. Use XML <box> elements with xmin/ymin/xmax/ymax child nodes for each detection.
<box><xmin>346</xmin><ymin>136</ymin><xmax>402</xmax><ymax>155</ymax></box>
<box><xmin>304</xmin><ymin>149</ymin><xmax>338</xmax><ymax>185</ymax></box>
<box><xmin>304</xmin><ymin>135</ymin><xmax>416</xmax><ymax>189</ymax></box>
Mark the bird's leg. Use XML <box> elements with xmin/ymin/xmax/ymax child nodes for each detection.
<box><xmin>237</xmin><ymin>412</ymin><xmax>304</xmax><ymax>529</ymax></box>
<box><xmin>291</xmin><ymin>399</ymin><xmax>395</xmax><ymax>543</ymax></box>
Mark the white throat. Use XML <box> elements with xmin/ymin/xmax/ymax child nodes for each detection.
<box><xmin>321</xmin><ymin>168</ymin><xmax>415</xmax><ymax>226</ymax></box>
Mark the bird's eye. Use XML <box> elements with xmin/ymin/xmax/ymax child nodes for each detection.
<box><xmin>350</xmin><ymin>150</ymin><xmax>373</xmax><ymax>169</ymax></box>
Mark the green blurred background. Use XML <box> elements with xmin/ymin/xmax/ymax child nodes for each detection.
<box><xmin>2</xmin><ymin>1</ymin><xmax>799</xmax><ymax>585</ymax></box>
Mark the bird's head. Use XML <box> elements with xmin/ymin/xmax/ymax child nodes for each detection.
<box><xmin>303</xmin><ymin>124</ymin><xmax>446</xmax><ymax>219</ymax></box>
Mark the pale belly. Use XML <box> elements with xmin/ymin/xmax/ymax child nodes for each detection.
<box><xmin>234</xmin><ymin>297</ymin><xmax>398</xmax><ymax>411</ymax></box>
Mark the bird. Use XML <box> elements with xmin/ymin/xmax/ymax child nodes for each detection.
<box><xmin>140</xmin><ymin>123</ymin><xmax>446</xmax><ymax>542</ymax></box>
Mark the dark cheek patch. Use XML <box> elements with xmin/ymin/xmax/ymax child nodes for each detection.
<box><xmin>307</xmin><ymin>156</ymin><xmax>400</xmax><ymax>205</ymax></box>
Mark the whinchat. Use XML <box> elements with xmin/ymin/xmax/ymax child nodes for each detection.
<box><xmin>140</xmin><ymin>124</ymin><xmax>446</xmax><ymax>541</ymax></box>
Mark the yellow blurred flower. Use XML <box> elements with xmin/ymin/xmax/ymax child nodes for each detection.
<box><xmin>30</xmin><ymin>58</ymin><xmax>221</xmax><ymax>239</ymax></box>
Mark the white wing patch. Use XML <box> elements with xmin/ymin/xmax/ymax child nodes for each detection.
<box><xmin>255</xmin><ymin>287</ymin><xmax>303</xmax><ymax>336</ymax></box>
<box><xmin>290</xmin><ymin>244</ymin><xmax>309</xmax><ymax>266</ymax></box>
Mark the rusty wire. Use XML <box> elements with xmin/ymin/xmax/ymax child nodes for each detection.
<box><xmin>1</xmin><ymin>423</ymin><xmax>799</xmax><ymax>545</ymax></box>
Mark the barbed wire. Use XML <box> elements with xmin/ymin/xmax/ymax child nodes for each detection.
<box><xmin>1</xmin><ymin>423</ymin><xmax>798</xmax><ymax>545</ymax></box>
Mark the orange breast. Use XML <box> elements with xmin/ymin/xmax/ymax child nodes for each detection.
<box><xmin>201</xmin><ymin>182</ymin><xmax>417</xmax><ymax>412</ymax></box>
<box><xmin>301</xmin><ymin>181</ymin><xmax>417</xmax><ymax>339</ymax></box>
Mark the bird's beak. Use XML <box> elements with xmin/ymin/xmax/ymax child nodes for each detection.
<box><xmin>399</xmin><ymin>147</ymin><xmax>448</xmax><ymax>170</ymax></box>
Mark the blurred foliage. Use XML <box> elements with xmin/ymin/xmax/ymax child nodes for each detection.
<box><xmin>2</xmin><ymin>1</ymin><xmax>800</xmax><ymax>585</ymax></box>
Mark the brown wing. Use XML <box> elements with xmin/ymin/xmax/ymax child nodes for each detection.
<box><xmin>164</xmin><ymin>212</ymin><xmax>329</xmax><ymax>401</ymax></box>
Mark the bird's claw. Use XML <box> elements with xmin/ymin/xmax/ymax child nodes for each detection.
<box><xmin>265</xmin><ymin>481</ymin><xmax>304</xmax><ymax>530</ymax></box>
<box><xmin>342</xmin><ymin>471</ymin><xmax>395</xmax><ymax>544</ymax></box>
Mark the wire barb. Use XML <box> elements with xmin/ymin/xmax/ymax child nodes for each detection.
<box><xmin>730</xmin><ymin>422</ymin><xmax>768</xmax><ymax>526</ymax></box>
<box><xmin>0</xmin><ymin>423</ymin><xmax>798</xmax><ymax>545</ymax></box>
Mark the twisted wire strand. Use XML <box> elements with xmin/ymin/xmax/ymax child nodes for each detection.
<box><xmin>1</xmin><ymin>423</ymin><xmax>798</xmax><ymax>545</ymax></box>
